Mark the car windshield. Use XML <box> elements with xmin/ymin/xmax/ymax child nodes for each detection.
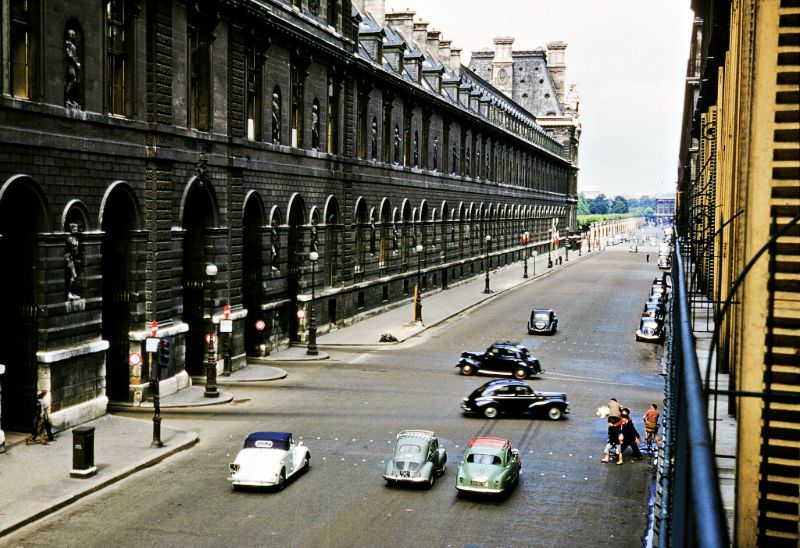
<box><xmin>397</xmin><ymin>444</ymin><xmax>422</xmax><ymax>456</ymax></box>
<box><xmin>467</xmin><ymin>453</ymin><xmax>502</xmax><ymax>465</ymax></box>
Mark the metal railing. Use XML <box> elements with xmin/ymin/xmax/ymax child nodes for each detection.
<box><xmin>657</xmin><ymin>232</ymin><xmax>729</xmax><ymax>547</ymax></box>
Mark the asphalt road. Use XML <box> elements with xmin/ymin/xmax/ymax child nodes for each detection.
<box><xmin>4</xmin><ymin>243</ymin><xmax>665</xmax><ymax>548</ymax></box>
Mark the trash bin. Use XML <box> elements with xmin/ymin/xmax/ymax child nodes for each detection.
<box><xmin>70</xmin><ymin>426</ymin><xmax>97</xmax><ymax>478</ymax></box>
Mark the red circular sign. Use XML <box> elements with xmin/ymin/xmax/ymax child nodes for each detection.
<box><xmin>129</xmin><ymin>352</ymin><xmax>142</xmax><ymax>367</ymax></box>
<box><xmin>255</xmin><ymin>319</ymin><xmax>266</xmax><ymax>331</ymax></box>
<box><xmin>297</xmin><ymin>309</ymin><xmax>306</xmax><ymax>319</ymax></box>
<box><xmin>205</xmin><ymin>333</ymin><xmax>218</xmax><ymax>345</ymax></box>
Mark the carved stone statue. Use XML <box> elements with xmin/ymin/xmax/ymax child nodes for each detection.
<box><xmin>432</xmin><ymin>137</ymin><xmax>439</xmax><ymax>171</ymax></box>
<box><xmin>65</xmin><ymin>29</ymin><xmax>82</xmax><ymax>109</ymax></box>
<box><xmin>393</xmin><ymin>126</ymin><xmax>401</xmax><ymax>164</ymax></box>
<box><xmin>311</xmin><ymin>102</ymin><xmax>320</xmax><ymax>150</ymax></box>
<box><xmin>466</xmin><ymin>148</ymin><xmax>471</xmax><ymax>176</ymax></box>
<box><xmin>412</xmin><ymin>134</ymin><xmax>419</xmax><ymax>167</ymax></box>
<box><xmin>272</xmin><ymin>92</ymin><xmax>281</xmax><ymax>144</ymax></box>
<box><xmin>65</xmin><ymin>223</ymin><xmax>82</xmax><ymax>299</ymax></box>
<box><xmin>310</xmin><ymin>224</ymin><xmax>318</xmax><ymax>254</ymax></box>
<box><xmin>370</xmin><ymin>119</ymin><xmax>378</xmax><ymax>160</ymax></box>
<box><xmin>369</xmin><ymin>218</ymin><xmax>377</xmax><ymax>254</ymax></box>
<box><xmin>392</xmin><ymin>223</ymin><xmax>399</xmax><ymax>251</ymax></box>
<box><xmin>271</xmin><ymin>226</ymin><xmax>280</xmax><ymax>271</ymax></box>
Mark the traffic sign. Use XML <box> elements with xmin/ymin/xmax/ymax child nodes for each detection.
<box><xmin>129</xmin><ymin>352</ymin><xmax>142</xmax><ymax>366</ymax></box>
<box><xmin>297</xmin><ymin>308</ymin><xmax>306</xmax><ymax>319</ymax></box>
<box><xmin>255</xmin><ymin>319</ymin><xmax>266</xmax><ymax>331</ymax></box>
<box><xmin>150</xmin><ymin>320</ymin><xmax>158</xmax><ymax>337</ymax></box>
<box><xmin>145</xmin><ymin>337</ymin><xmax>159</xmax><ymax>353</ymax></box>
<box><xmin>220</xmin><ymin>319</ymin><xmax>233</xmax><ymax>333</ymax></box>
<box><xmin>205</xmin><ymin>333</ymin><xmax>218</xmax><ymax>345</ymax></box>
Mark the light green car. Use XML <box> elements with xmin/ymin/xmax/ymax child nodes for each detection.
<box><xmin>455</xmin><ymin>437</ymin><xmax>521</xmax><ymax>496</ymax></box>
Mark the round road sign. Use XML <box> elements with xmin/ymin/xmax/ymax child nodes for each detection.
<box><xmin>205</xmin><ymin>333</ymin><xmax>218</xmax><ymax>345</ymax></box>
<box><xmin>129</xmin><ymin>352</ymin><xmax>142</xmax><ymax>367</ymax></box>
<box><xmin>255</xmin><ymin>319</ymin><xmax>266</xmax><ymax>331</ymax></box>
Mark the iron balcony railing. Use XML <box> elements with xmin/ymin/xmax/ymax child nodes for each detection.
<box><xmin>658</xmin><ymin>232</ymin><xmax>729</xmax><ymax>548</ymax></box>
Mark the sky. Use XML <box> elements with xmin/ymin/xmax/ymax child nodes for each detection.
<box><xmin>383</xmin><ymin>0</ymin><xmax>695</xmax><ymax>198</ymax></box>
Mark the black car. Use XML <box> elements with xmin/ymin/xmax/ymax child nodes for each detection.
<box><xmin>457</xmin><ymin>341</ymin><xmax>542</xmax><ymax>379</ymax></box>
<box><xmin>461</xmin><ymin>379</ymin><xmax>569</xmax><ymax>420</ymax></box>
<box><xmin>527</xmin><ymin>308</ymin><xmax>558</xmax><ymax>335</ymax></box>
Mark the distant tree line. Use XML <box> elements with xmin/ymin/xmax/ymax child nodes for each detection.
<box><xmin>578</xmin><ymin>194</ymin><xmax>656</xmax><ymax>217</ymax></box>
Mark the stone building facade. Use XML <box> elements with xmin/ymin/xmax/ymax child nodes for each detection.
<box><xmin>469</xmin><ymin>37</ymin><xmax>581</xmax><ymax>229</ymax></box>
<box><xmin>0</xmin><ymin>0</ymin><xmax>575</xmax><ymax>441</ymax></box>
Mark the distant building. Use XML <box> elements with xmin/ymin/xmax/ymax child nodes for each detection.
<box><xmin>654</xmin><ymin>197</ymin><xmax>675</xmax><ymax>224</ymax></box>
<box><xmin>469</xmin><ymin>38</ymin><xmax>581</xmax><ymax>229</ymax></box>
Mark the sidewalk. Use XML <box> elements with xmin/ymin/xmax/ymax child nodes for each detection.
<box><xmin>0</xmin><ymin>247</ymin><xmax>595</xmax><ymax>538</ymax></box>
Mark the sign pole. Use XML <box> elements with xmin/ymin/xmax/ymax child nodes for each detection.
<box><xmin>147</xmin><ymin>321</ymin><xmax>163</xmax><ymax>448</ymax></box>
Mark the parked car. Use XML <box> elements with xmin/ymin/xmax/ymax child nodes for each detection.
<box><xmin>658</xmin><ymin>254</ymin><xmax>671</xmax><ymax>270</ymax></box>
<box><xmin>455</xmin><ymin>437</ymin><xmax>521</xmax><ymax>496</ymax></box>
<box><xmin>383</xmin><ymin>429</ymin><xmax>447</xmax><ymax>488</ymax></box>
<box><xmin>643</xmin><ymin>302</ymin><xmax>666</xmax><ymax>320</ymax></box>
<box><xmin>461</xmin><ymin>379</ymin><xmax>569</xmax><ymax>420</ymax></box>
<box><xmin>527</xmin><ymin>308</ymin><xmax>558</xmax><ymax>335</ymax></box>
<box><xmin>457</xmin><ymin>341</ymin><xmax>542</xmax><ymax>379</ymax></box>
<box><xmin>636</xmin><ymin>317</ymin><xmax>665</xmax><ymax>343</ymax></box>
<box><xmin>229</xmin><ymin>431</ymin><xmax>310</xmax><ymax>490</ymax></box>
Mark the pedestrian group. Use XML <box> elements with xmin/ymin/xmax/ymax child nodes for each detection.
<box><xmin>600</xmin><ymin>397</ymin><xmax>659</xmax><ymax>465</ymax></box>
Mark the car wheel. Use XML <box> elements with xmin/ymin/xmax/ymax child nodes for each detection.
<box><xmin>426</xmin><ymin>475</ymin><xmax>435</xmax><ymax>489</ymax></box>
<box><xmin>277</xmin><ymin>468</ymin><xmax>286</xmax><ymax>490</ymax></box>
<box><xmin>302</xmin><ymin>454</ymin><xmax>310</xmax><ymax>472</ymax></box>
<box><xmin>513</xmin><ymin>367</ymin><xmax>528</xmax><ymax>380</ymax></box>
<box><xmin>547</xmin><ymin>406</ymin><xmax>564</xmax><ymax>421</ymax></box>
<box><xmin>483</xmin><ymin>406</ymin><xmax>499</xmax><ymax>419</ymax></box>
<box><xmin>460</xmin><ymin>363</ymin><xmax>474</xmax><ymax>376</ymax></box>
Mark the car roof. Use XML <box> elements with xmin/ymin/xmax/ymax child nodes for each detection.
<box><xmin>531</xmin><ymin>308</ymin><xmax>553</xmax><ymax>313</ymax></box>
<box><xmin>243</xmin><ymin>431</ymin><xmax>292</xmax><ymax>450</ymax></box>
<box><xmin>491</xmin><ymin>339</ymin><xmax>522</xmax><ymax>346</ymax></box>
<box><xmin>397</xmin><ymin>429</ymin><xmax>435</xmax><ymax>440</ymax></box>
<box><xmin>468</xmin><ymin>437</ymin><xmax>511</xmax><ymax>450</ymax></box>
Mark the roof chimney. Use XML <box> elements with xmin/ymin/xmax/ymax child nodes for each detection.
<box><xmin>438</xmin><ymin>39</ymin><xmax>452</xmax><ymax>70</ymax></box>
<box><xmin>385</xmin><ymin>9</ymin><xmax>415</xmax><ymax>41</ymax></box>
<box><xmin>491</xmin><ymin>37</ymin><xmax>514</xmax><ymax>96</ymax></box>
<box><xmin>412</xmin><ymin>20</ymin><xmax>429</xmax><ymax>49</ymax></box>
<box><xmin>546</xmin><ymin>41</ymin><xmax>567</xmax><ymax>105</ymax></box>
<box><xmin>426</xmin><ymin>29</ymin><xmax>441</xmax><ymax>63</ymax></box>
<box><xmin>364</xmin><ymin>0</ymin><xmax>385</xmax><ymax>28</ymax></box>
<box><xmin>450</xmin><ymin>47</ymin><xmax>462</xmax><ymax>75</ymax></box>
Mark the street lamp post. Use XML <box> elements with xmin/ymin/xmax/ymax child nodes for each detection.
<box><xmin>522</xmin><ymin>231</ymin><xmax>530</xmax><ymax>278</ymax></box>
<box><xmin>307</xmin><ymin>250</ymin><xmax>319</xmax><ymax>355</ymax></box>
<box><xmin>204</xmin><ymin>263</ymin><xmax>219</xmax><ymax>398</ymax></box>
<box><xmin>483</xmin><ymin>235</ymin><xmax>492</xmax><ymax>294</ymax></box>
<box><xmin>415</xmin><ymin>243</ymin><xmax>423</xmax><ymax>323</ymax></box>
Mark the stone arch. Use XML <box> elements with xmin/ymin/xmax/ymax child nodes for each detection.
<box><xmin>242</xmin><ymin>191</ymin><xmax>265</xmax><ymax>357</ymax></box>
<box><xmin>323</xmin><ymin>195</ymin><xmax>341</xmax><ymax>287</ymax></box>
<box><xmin>181</xmin><ymin>176</ymin><xmax>220</xmax><ymax>376</ymax></box>
<box><xmin>0</xmin><ymin>175</ymin><xmax>48</xmax><ymax>431</ymax></box>
<box><xmin>287</xmin><ymin>193</ymin><xmax>306</xmax><ymax>342</ymax></box>
<box><xmin>99</xmin><ymin>182</ymin><xmax>143</xmax><ymax>400</ymax></box>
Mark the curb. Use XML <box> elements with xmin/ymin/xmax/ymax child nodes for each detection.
<box><xmin>0</xmin><ymin>432</ymin><xmax>199</xmax><ymax>538</ymax></box>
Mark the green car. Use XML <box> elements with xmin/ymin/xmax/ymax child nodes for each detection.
<box><xmin>456</xmin><ymin>437</ymin><xmax>521</xmax><ymax>496</ymax></box>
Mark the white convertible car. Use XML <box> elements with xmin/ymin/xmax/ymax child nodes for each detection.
<box><xmin>229</xmin><ymin>431</ymin><xmax>310</xmax><ymax>490</ymax></box>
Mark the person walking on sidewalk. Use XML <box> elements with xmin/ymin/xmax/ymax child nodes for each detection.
<box><xmin>25</xmin><ymin>391</ymin><xmax>54</xmax><ymax>445</ymax></box>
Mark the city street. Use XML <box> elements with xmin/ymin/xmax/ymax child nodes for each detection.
<box><xmin>4</xmin><ymin>245</ymin><xmax>665</xmax><ymax>548</ymax></box>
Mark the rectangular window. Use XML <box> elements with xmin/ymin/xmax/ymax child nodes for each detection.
<box><xmin>105</xmin><ymin>0</ymin><xmax>129</xmax><ymax>116</ymax></box>
<box><xmin>7</xmin><ymin>0</ymin><xmax>37</xmax><ymax>99</ymax></box>
<box><xmin>327</xmin><ymin>76</ymin><xmax>338</xmax><ymax>153</ymax></box>
<box><xmin>245</xmin><ymin>43</ymin><xmax>262</xmax><ymax>140</ymax></box>
<box><xmin>189</xmin><ymin>19</ymin><xmax>211</xmax><ymax>131</ymax></box>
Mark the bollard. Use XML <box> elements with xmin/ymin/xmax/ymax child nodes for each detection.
<box><xmin>70</xmin><ymin>426</ymin><xmax>97</xmax><ymax>478</ymax></box>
